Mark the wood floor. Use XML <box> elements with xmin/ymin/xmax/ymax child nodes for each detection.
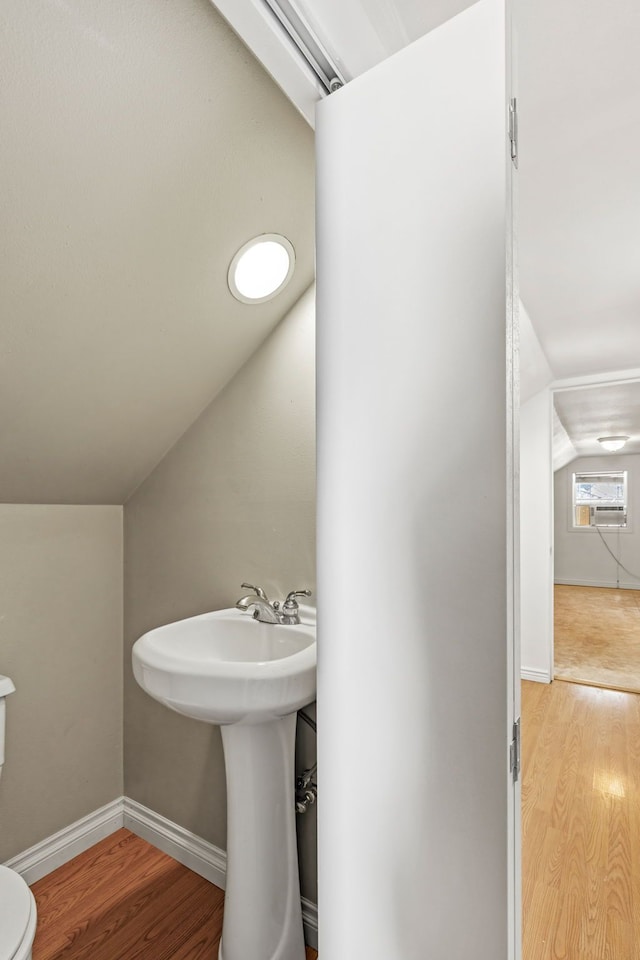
<box><xmin>522</xmin><ymin>679</ymin><xmax>640</xmax><ymax>959</ymax></box>
<box><xmin>554</xmin><ymin>584</ymin><xmax>640</xmax><ymax>694</ymax></box>
<box><xmin>28</xmin><ymin>680</ymin><xmax>640</xmax><ymax>959</ymax></box>
<box><xmin>31</xmin><ymin>829</ymin><xmax>318</xmax><ymax>960</ymax></box>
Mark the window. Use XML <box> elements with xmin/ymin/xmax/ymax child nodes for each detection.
<box><xmin>572</xmin><ymin>471</ymin><xmax>628</xmax><ymax>528</ymax></box>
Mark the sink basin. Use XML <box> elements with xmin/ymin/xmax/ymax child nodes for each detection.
<box><xmin>132</xmin><ymin>605</ymin><xmax>316</xmax><ymax>725</ymax></box>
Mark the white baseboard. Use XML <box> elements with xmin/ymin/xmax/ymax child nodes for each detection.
<box><xmin>521</xmin><ymin>667</ymin><xmax>551</xmax><ymax>684</ymax></box>
<box><xmin>5</xmin><ymin>796</ymin><xmax>318</xmax><ymax>950</ymax></box>
<box><xmin>5</xmin><ymin>797</ymin><xmax>125</xmax><ymax>885</ymax></box>
<box><xmin>123</xmin><ymin>797</ymin><xmax>227</xmax><ymax>889</ymax></box>
<box><xmin>555</xmin><ymin>578</ymin><xmax>639</xmax><ymax>590</ymax></box>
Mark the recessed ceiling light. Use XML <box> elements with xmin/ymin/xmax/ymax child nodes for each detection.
<box><xmin>228</xmin><ymin>234</ymin><xmax>295</xmax><ymax>304</ymax></box>
<box><xmin>597</xmin><ymin>436</ymin><xmax>629</xmax><ymax>452</ymax></box>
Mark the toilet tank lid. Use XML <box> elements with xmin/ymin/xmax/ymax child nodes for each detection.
<box><xmin>0</xmin><ymin>676</ymin><xmax>15</xmax><ymax>697</ymax></box>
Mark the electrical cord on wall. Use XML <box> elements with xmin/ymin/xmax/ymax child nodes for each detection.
<box><xmin>595</xmin><ymin>524</ymin><xmax>640</xmax><ymax>582</ymax></box>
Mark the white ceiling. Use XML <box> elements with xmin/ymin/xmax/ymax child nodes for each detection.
<box><xmin>554</xmin><ymin>382</ymin><xmax>640</xmax><ymax>458</ymax></box>
<box><xmin>517</xmin><ymin>0</ymin><xmax>640</xmax><ymax>381</ymax></box>
<box><xmin>284</xmin><ymin>0</ymin><xmax>476</xmax><ymax>80</ymax></box>
<box><xmin>1</xmin><ymin>0</ymin><xmax>314</xmax><ymax>504</ymax></box>
<box><xmin>518</xmin><ymin>0</ymin><xmax>640</xmax><ymax>458</ymax></box>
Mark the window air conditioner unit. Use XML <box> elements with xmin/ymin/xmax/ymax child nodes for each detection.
<box><xmin>590</xmin><ymin>505</ymin><xmax>627</xmax><ymax>527</ymax></box>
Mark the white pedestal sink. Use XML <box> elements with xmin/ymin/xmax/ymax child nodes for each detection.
<box><xmin>132</xmin><ymin>606</ymin><xmax>316</xmax><ymax>960</ymax></box>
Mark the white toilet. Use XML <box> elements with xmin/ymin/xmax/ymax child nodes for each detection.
<box><xmin>0</xmin><ymin>677</ymin><xmax>37</xmax><ymax>960</ymax></box>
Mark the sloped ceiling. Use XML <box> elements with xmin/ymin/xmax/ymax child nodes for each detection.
<box><xmin>552</xmin><ymin>408</ymin><xmax>577</xmax><ymax>472</ymax></box>
<box><xmin>0</xmin><ymin>0</ymin><xmax>314</xmax><ymax>504</ymax></box>
<box><xmin>518</xmin><ymin>0</ymin><xmax>640</xmax><ymax>379</ymax></box>
<box><xmin>283</xmin><ymin>0</ymin><xmax>476</xmax><ymax>79</ymax></box>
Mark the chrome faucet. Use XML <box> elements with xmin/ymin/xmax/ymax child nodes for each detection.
<box><xmin>235</xmin><ymin>583</ymin><xmax>311</xmax><ymax>625</ymax></box>
<box><xmin>236</xmin><ymin>583</ymin><xmax>281</xmax><ymax>623</ymax></box>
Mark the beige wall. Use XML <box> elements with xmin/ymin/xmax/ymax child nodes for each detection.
<box><xmin>124</xmin><ymin>286</ymin><xmax>316</xmax><ymax>898</ymax></box>
<box><xmin>3</xmin><ymin>0</ymin><xmax>315</xmax><ymax>507</ymax></box>
<box><xmin>0</xmin><ymin>505</ymin><xmax>123</xmax><ymax>861</ymax></box>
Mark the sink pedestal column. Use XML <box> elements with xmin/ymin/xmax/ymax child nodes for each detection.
<box><xmin>219</xmin><ymin>713</ymin><xmax>306</xmax><ymax>960</ymax></box>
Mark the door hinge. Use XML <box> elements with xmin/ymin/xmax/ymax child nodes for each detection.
<box><xmin>508</xmin><ymin>98</ymin><xmax>518</xmax><ymax>168</ymax></box>
<box><xmin>509</xmin><ymin>717</ymin><xmax>521</xmax><ymax>782</ymax></box>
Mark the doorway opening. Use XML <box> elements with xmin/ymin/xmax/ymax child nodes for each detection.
<box><xmin>521</xmin><ymin>376</ymin><xmax>640</xmax><ymax>958</ymax></box>
<box><xmin>552</xmin><ymin>380</ymin><xmax>640</xmax><ymax>695</ymax></box>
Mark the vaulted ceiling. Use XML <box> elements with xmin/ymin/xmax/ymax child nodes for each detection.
<box><xmin>5</xmin><ymin>0</ymin><xmax>640</xmax><ymax>501</ymax></box>
<box><xmin>1</xmin><ymin>0</ymin><xmax>314</xmax><ymax>504</ymax></box>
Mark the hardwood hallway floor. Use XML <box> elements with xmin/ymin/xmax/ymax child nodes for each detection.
<box><xmin>522</xmin><ymin>679</ymin><xmax>640</xmax><ymax>959</ymax></box>
<box><xmin>31</xmin><ymin>829</ymin><xmax>318</xmax><ymax>960</ymax></box>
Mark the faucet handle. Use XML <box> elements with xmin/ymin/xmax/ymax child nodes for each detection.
<box><xmin>241</xmin><ymin>582</ymin><xmax>269</xmax><ymax>601</ymax></box>
<box><xmin>284</xmin><ymin>589</ymin><xmax>312</xmax><ymax>607</ymax></box>
<box><xmin>279</xmin><ymin>590</ymin><xmax>311</xmax><ymax>625</ymax></box>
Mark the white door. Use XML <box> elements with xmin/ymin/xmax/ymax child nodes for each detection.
<box><xmin>316</xmin><ymin>1</ymin><xmax>519</xmax><ymax>958</ymax></box>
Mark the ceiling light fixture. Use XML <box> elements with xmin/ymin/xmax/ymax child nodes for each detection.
<box><xmin>228</xmin><ymin>234</ymin><xmax>295</xmax><ymax>304</ymax></box>
<box><xmin>597</xmin><ymin>436</ymin><xmax>629</xmax><ymax>452</ymax></box>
